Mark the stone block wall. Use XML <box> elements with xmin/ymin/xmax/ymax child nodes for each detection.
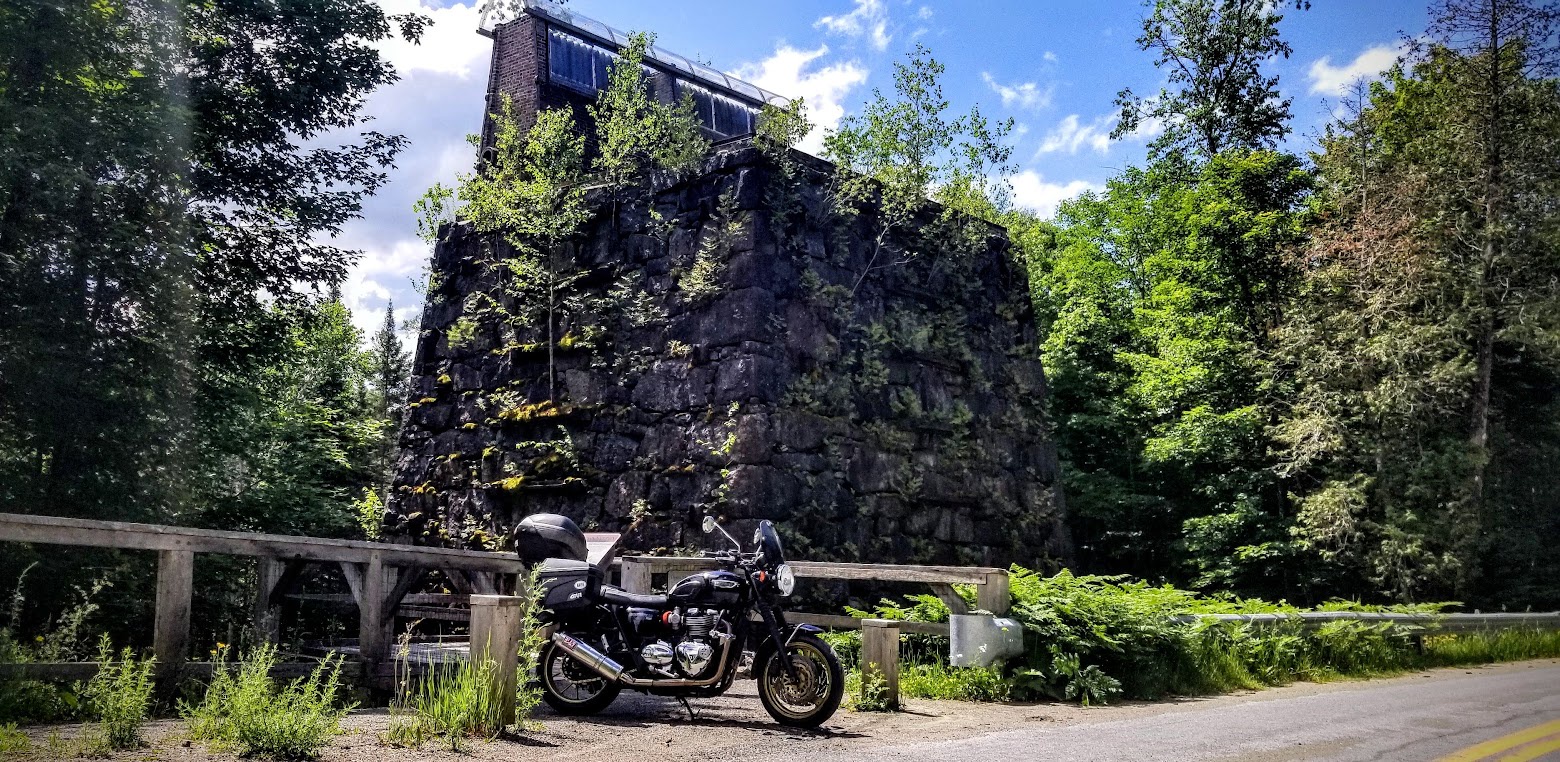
<box><xmin>389</xmin><ymin>142</ymin><xmax>1072</xmax><ymax>569</ymax></box>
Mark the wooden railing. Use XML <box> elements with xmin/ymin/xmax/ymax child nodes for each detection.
<box><xmin>0</xmin><ymin>512</ymin><xmax>613</xmax><ymax>688</ymax></box>
<box><xmin>618</xmin><ymin>555</ymin><xmax>1011</xmax><ymax>637</ymax></box>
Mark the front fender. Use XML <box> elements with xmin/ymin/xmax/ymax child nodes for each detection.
<box><xmin>752</xmin><ymin>623</ymin><xmax>826</xmax><ymax>667</ymax></box>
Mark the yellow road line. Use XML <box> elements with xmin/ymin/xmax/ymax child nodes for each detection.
<box><xmin>1497</xmin><ymin>734</ymin><xmax>1560</xmax><ymax>762</ymax></box>
<box><xmin>1439</xmin><ymin>718</ymin><xmax>1560</xmax><ymax>762</ymax></box>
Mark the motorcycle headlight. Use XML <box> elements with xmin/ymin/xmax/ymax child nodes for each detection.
<box><xmin>775</xmin><ymin>563</ymin><xmax>796</xmax><ymax>597</ymax></box>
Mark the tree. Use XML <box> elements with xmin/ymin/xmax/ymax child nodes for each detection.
<box><xmin>824</xmin><ymin>44</ymin><xmax>1015</xmax><ymax>295</ymax></box>
<box><xmin>1276</xmin><ymin>0</ymin><xmax>1560</xmax><ymax>603</ymax></box>
<box><xmin>369</xmin><ymin>302</ymin><xmax>410</xmax><ymax>489</ymax></box>
<box><xmin>1115</xmin><ymin>0</ymin><xmax>1310</xmax><ymax>161</ymax></box>
<box><xmin>1030</xmin><ymin>153</ymin><xmax>1311</xmax><ymax>595</ymax></box>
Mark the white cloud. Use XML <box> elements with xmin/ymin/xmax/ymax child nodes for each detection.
<box><xmin>375</xmin><ymin>0</ymin><xmax>488</xmax><ymax>79</ymax></box>
<box><xmin>816</xmin><ymin>0</ymin><xmax>892</xmax><ymax>52</ymax></box>
<box><xmin>343</xmin><ymin>237</ymin><xmax>431</xmax><ymax>338</ymax></box>
<box><xmin>918</xmin><ymin>5</ymin><xmax>934</xmax><ymax>20</ymax></box>
<box><xmin>1308</xmin><ymin>44</ymin><xmax>1404</xmax><ymax>96</ymax></box>
<box><xmin>1011</xmin><ymin>171</ymin><xmax>1101</xmax><ymax>219</ymax></box>
<box><xmin>981</xmin><ymin>73</ymin><xmax>1053</xmax><ymax>111</ymax></box>
<box><xmin>1038</xmin><ymin>114</ymin><xmax>1114</xmax><ymax>155</ymax></box>
<box><xmin>1043</xmin><ymin>51</ymin><xmax>1058</xmax><ymax>63</ymax></box>
<box><xmin>736</xmin><ymin>45</ymin><xmax>869</xmax><ymax>156</ymax></box>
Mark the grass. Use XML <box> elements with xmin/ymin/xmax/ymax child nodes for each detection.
<box><xmin>183</xmin><ymin>644</ymin><xmax>351</xmax><ymax>760</ymax></box>
<box><xmin>79</xmin><ymin>636</ymin><xmax>155</xmax><ymax>755</ymax></box>
<box><xmin>387</xmin><ymin>568</ymin><xmax>546</xmax><ymax>751</ymax></box>
<box><xmin>387</xmin><ymin>653</ymin><xmax>507</xmax><ymax>751</ymax></box>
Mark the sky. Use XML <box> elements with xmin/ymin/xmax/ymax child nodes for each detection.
<box><xmin>341</xmin><ymin>0</ymin><xmax>1433</xmax><ymax>339</ymax></box>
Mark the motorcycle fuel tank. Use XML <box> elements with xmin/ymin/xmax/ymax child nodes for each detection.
<box><xmin>668</xmin><ymin>570</ymin><xmax>744</xmax><ymax>606</ymax></box>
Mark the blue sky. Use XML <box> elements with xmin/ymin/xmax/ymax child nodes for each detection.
<box><xmin>343</xmin><ymin>0</ymin><xmax>1431</xmax><ymax>338</ymax></box>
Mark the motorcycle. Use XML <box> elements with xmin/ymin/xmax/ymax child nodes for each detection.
<box><xmin>514</xmin><ymin>513</ymin><xmax>845</xmax><ymax>727</ymax></box>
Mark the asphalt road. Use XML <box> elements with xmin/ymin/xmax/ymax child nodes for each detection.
<box><xmin>775</xmin><ymin>662</ymin><xmax>1560</xmax><ymax>762</ymax></box>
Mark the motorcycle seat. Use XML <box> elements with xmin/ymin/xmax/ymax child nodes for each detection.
<box><xmin>596</xmin><ymin>584</ymin><xmax>669</xmax><ymax>609</ymax></box>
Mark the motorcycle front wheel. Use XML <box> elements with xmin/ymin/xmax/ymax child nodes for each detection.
<box><xmin>755</xmin><ymin>632</ymin><xmax>845</xmax><ymax>727</ymax></box>
<box><xmin>538</xmin><ymin>639</ymin><xmax>621</xmax><ymax>715</ymax></box>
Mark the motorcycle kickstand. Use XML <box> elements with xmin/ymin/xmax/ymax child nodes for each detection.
<box><xmin>678</xmin><ymin>697</ymin><xmax>699</xmax><ymax>721</ymax></box>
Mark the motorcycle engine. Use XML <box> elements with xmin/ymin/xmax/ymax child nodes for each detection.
<box><xmin>638</xmin><ymin>607</ymin><xmax>724</xmax><ymax>678</ymax></box>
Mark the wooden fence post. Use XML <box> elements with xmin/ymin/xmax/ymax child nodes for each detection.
<box><xmin>356</xmin><ymin>552</ymin><xmax>392</xmax><ymax>670</ymax></box>
<box><xmin>861</xmin><ymin>619</ymin><xmax>900</xmax><ymax>708</ymax></box>
<box><xmin>622</xmin><ymin>558</ymin><xmax>652</xmax><ymax>594</ymax></box>
<box><xmin>977</xmin><ymin>570</ymin><xmax>1010</xmax><ymax>616</ymax></box>
<box><xmin>154</xmin><ymin>550</ymin><xmax>194</xmax><ymax>681</ymax></box>
<box><xmin>469</xmin><ymin>595</ymin><xmax>523</xmax><ymax>726</ymax></box>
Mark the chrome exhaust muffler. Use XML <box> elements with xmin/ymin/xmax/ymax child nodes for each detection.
<box><xmin>550</xmin><ymin>631</ymin><xmax>734</xmax><ymax>688</ymax></box>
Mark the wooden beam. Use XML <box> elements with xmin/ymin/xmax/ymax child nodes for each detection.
<box><xmin>154</xmin><ymin>550</ymin><xmax>194</xmax><ymax>681</ymax></box>
<box><xmin>929</xmin><ymin>584</ymin><xmax>971</xmax><ymax>615</ymax></box>
<box><xmin>381</xmin><ymin>567</ymin><xmax>427</xmax><ymax>625</ymax></box>
<box><xmin>0</xmin><ymin>660</ymin><xmax>362</xmax><ymax>683</ymax></box>
<box><xmin>255</xmin><ymin>559</ymin><xmax>285</xmax><ymax>644</ymax></box>
<box><xmin>616</xmin><ymin>556</ymin><xmax>1001</xmax><ymax>585</ymax></box>
<box><xmin>469</xmin><ymin>595</ymin><xmax>524</xmax><ymax>727</ymax></box>
<box><xmin>861</xmin><ymin>619</ymin><xmax>900</xmax><ymax>709</ymax></box>
<box><xmin>0</xmin><ymin>513</ymin><xmax>524</xmax><ymax>573</ymax></box>
<box><xmin>621</xmin><ymin>558</ymin><xmax>653</xmax><ymax>594</ymax></box>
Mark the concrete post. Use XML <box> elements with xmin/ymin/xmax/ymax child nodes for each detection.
<box><xmin>861</xmin><ymin>619</ymin><xmax>901</xmax><ymax>708</ymax></box>
<box><xmin>470</xmin><ymin>595</ymin><xmax>524</xmax><ymax>726</ymax></box>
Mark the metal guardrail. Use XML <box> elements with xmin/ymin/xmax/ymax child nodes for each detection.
<box><xmin>1178</xmin><ymin>611</ymin><xmax>1560</xmax><ymax>632</ymax></box>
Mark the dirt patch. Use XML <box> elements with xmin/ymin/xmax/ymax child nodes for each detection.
<box><xmin>11</xmin><ymin>660</ymin><xmax>1557</xmax><ymax>762</ymax></box>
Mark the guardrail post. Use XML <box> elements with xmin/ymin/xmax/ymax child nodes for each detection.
<box><xmin>861</xmin><ymin>619</ymin><xmax>900</xmax><ymax>709</ymax></box>
<box><xmin>469</xmin><ymin>595</ymin><xmax>523</xmax><ymax>726</ymax></box>
<box><xmin>154</xmin><ymin>550</ymin><xmax>194</xmax><ymax>682</ymax></box>
<box><xmin>977</xmin><ymin>570</ymin><xmax>1010</xmax><ymax>616</ymax></box>
<box><xmin>622</xmin><ymin>557</ymin><xmax>652</xmax><ymax>594</ymax></box>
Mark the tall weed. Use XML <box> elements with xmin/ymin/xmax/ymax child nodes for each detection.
<box><xmin>80</xmin><ymin>636</ymin><xmax>155</xmax><ymax>754</ymax></box>
<box><xmin>183</xmin><ymin>644</ymin><xmax>351</xmax><ymax>759</ymax></box>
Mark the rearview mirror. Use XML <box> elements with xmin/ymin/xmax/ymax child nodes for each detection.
<box><xmin>702</xmin><ymin>516</ymin><xmax>717</xmax><ymax>535</ymax></box>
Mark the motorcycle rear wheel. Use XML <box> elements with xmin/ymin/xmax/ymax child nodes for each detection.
<box><xmin>539</xmin><ymin>640</ymin><xmax>621</xmax><ymax>715</ymax></box>
<box><xmin>755</xmin><ymin>632</ymin><xmax>844</xmax><ymax>727</ymax></box>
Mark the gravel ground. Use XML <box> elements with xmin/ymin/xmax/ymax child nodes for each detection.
<box><xmin>10</xmin><ymin>660</ymin><xmax>1558</xmax><ymax>762</ymax></box>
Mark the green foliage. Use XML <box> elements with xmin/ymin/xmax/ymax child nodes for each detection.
<box><xmin>852</xmin><ymin>663</ymin><xmax>897</xmax><ymax>712</ymax></box>
<box><xmin>590</xmin><ymin>32</ymin><xmax>709</xmax><ymax>194</ymax></box>
<box><xmin>81</xmin><ymin>636</ymin><xmax>155</xmax><ymax>753</ymax></box>
<box><xmin>1031</xmin><ymin>151</ymin><xmax>1312</xmax><ymax>597</ymax></box>
<box><xmin>0</xmin><ymin>725</ymin><xmax>29</xmax><ymax>756</ymax></box>
<box><xmin>183</xmin><ymin>645</ymin><xmax>351</xmax><ymax>760</ymax></box>
<box><xmin>680</xmin><ymin>192</ymin><xmax>741</xmax><ymax>303</ymax></box>
<box><xmin>899</xmin><ymin>665</ymin><xmax>1010</xmax><ymax>703</ymax></box>
<box><xmin>824</xmin><ymin>44</ymin><xmax>1015</xmax><ymax>294</ymax></box>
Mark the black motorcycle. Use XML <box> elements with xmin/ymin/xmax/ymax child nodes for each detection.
<box><xmin>515</xmin><ymin>513</ymin><xmax>845</xmax><ymax>727</ymax></box>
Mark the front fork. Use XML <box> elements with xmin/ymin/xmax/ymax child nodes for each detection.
<box><xmin>755</xmin><ymin>598</ymin><xmax>801</xmax><ymax>681</ymax></box>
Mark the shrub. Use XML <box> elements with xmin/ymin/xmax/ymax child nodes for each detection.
<box><xmin>80</xmin><ymin>636</ymin><xmax>156</xmax><ymax>754</ymax></box>
<box><xmin>183</xmin><ymin>645</ymin><xmax>351</xmax><ymax>759</ymax></box>
<box><xmin>847</xmin><ymin>566</ymin><xmax>1556</xmax><ymax>707</ymax></box>
<box><xmin>0</xmin><ymin>724</ymin><xmax>31</xmax><ymax>755</ymax></box>
<box><xmin>851</xmin><ymin>664</ymin><xmax>896</xmax><ymax>712</ymax></box>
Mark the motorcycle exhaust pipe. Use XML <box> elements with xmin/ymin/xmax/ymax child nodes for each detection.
<box><xmin>551</xmin><ymin>631</ymin><xmax>735</xmax><ymax>688</ymax></box>
<box><xmin>551</xmin><ymin>632</ymin><xmax>625</xmax><ymax>682</ymax></box>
